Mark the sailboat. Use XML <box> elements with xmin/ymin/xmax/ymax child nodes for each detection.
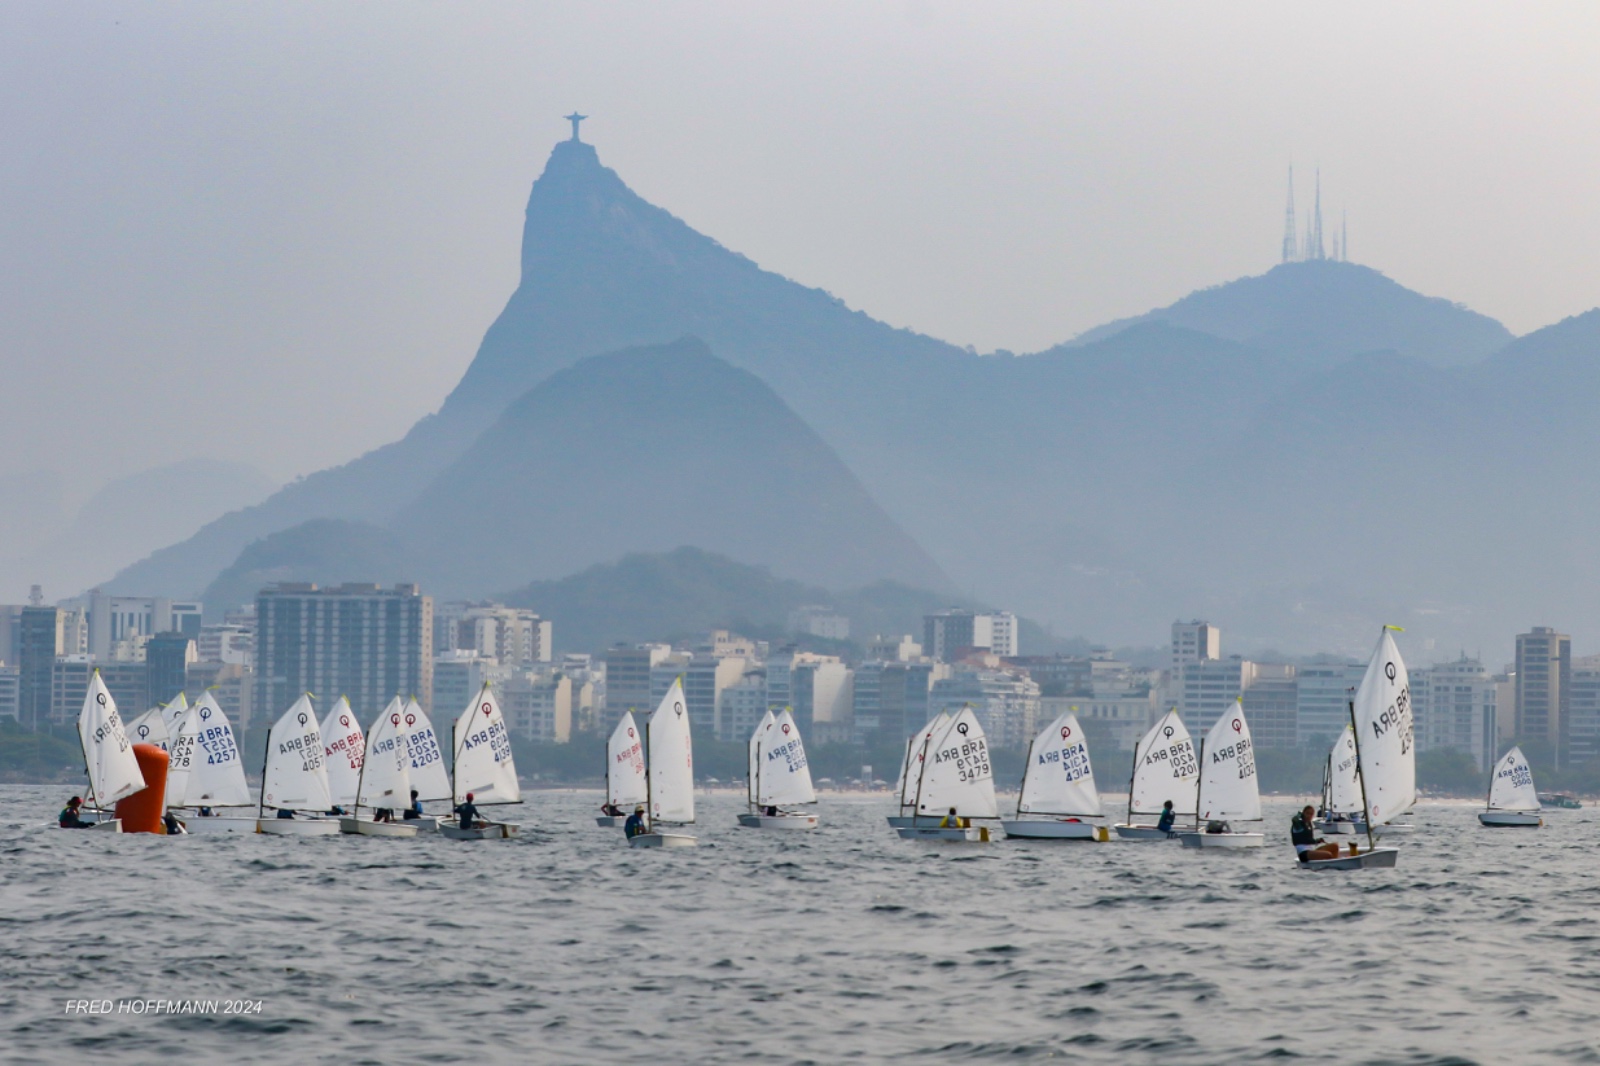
<box><xmin>886</xmin><ymin>711</ymin><xmax>951</xmax><ymax>829</ymax></box>
<box><xmin>738</xmin><ymin>708</ymin><xmax>818</xmax><ymax>829</ymax></box>
<box><xmin>257</xmin><ymin>694</ymin><xmax>340</xmax><ymax>836</ymax></box>
<box><xmin>320</xmin><ymin>696</ymin><xmax>366</xmax><ymax>816</ymax></box>
<box><xmin>1002</xmin><ymin>710</ymin><xmax>1107</xmax><ymax>840</ymax></box>
<box><xmin>71</xmin><ymin>670</ymin><xmax>146</xmax><ymax>831</ymax></box>
<box><xmin>1478</xmin><ymin>746</ymin><xmax>1542</xmax><ymax>827</ymax></box>
<box><xmin>340</xmin><ymin>698</ymin><xmax>419</xmax><ymax>837</ymax></box>
<box><xmin>598</xmin><ymin>711</ymin><xmax>647</xmax><ymax>827</ymax></box>
<box><xmin>1175</xmin><ymin>699</ymin><xmax>1265</xmax><ymax>848</ymax></box>
<box><xmin>1113</xmin><ymin>709</ymin><xmax>1198</xmax><ymax>840</ymax></box>
<box><xmin>632</xmin><ymin>678</ymin><xmax>697</xmax><ymax>847</ymax></box>
<box><xmin>399</xmin><ymin>696</ymin><xmax>451</xmax><ymax>830</ymax></box>
<box><xmin>1301</xmin><ymin>627</ymin><xmax>1406</xmax><ymax>869</ymax></box>
<box><xmin>442</xmin><ymin>683</ymin><xmax>522</xmax><ymax>840</ymax></box>
<box><xmin>1318</xmin><ymin>724</ymin><xmax>1409</xmax><ymax>838</ymax></box>
<box><xmin>126</xmin><ymin>705</ymin><xmax>169</xmax><ymax>751</ymax></box>
<box><xmin>898</xmin><ymin>707</ymin><xmax>997</xmax><ymax>842</ymax></box>
<box><xmin>171</xmin><ymin>693</ymin><xmax>256</xmax><ymax>833</ymax></box>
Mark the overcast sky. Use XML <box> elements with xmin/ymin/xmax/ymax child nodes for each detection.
<box><xmin>4</xmin><ymin>2</ymin><xmax>1598</xmax><ymax>497</ymax></box>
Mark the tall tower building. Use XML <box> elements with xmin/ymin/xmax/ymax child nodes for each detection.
<box><xmin>1170</xmin><ymin>620</ymin><xmax>1221</xmax><ymax>668</ymax></box>
<box><xmin>1516</xmin><ymin>627</ymin><xmax>1571</xmax><ymax>766</ymax></box>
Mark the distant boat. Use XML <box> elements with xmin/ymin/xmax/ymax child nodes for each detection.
<box><xmin>1301</xmin><ymin>628</ymin><xmax>1407</xmax><ymax>870</ymax></box>
<box><xmin>886</xmin><ymin>711</ymin><xmax>950</xmax><ymax>829</ymax></box>
<box><xmin>442</xmin><ymin>683</ymin><xmax>522</xmax><ymax>840</ymax></box>
<box><xmin>1539</xmin><ymin>792</ymin><xmax>1581</xmax><ymax>810</ymax></box>
<box><xmin>1113</xmin><ymin>709</ymin><xmax>1197</xmax><ymax>840</ymax></box>
<box><xmin>1318</xmin><ymin>723</ymin><xmax>1407</xmax><ymax>838</ymax></box>
<box><xmin>320</xmin><ymin>697</ymin><xmax>366</xmax><ymax>817</ymax></box>
<box><xmin>72</xmin><ymin>670</ymin><xmax>145</xmax><ymax>832</ymax></box>
<box><xmin>597</xmin><ymin>710</ymin><xmax>647</xmax><ymax>827</ymax></box>
<box><xmin>1175</xmin><ymin>699</ymin><xmax>1264</xmax><ymax>849</ymax></box>
<box><xmin>632</xmin><ymin>679</ymin><xmax>697</xmax><ymax>848</ymax></box>
<box><xmin>339</xmin><ymin>697</ymin><xmax>419</xmax><ymax>838</ymax></box>
<box><xmin>738</xmin><ymin>708</ymin><xmax>818</xmax><ymax>830</ymax></box>
<box><xmin>399</xmin><ymin>697</ymin><xmax>451</xmax><ymax>830</ymax></box>
<box><xmin>257</xmin><ymin>694</ymin><xmax>340</xmax><ymax>836</ymax></box>
<box><xmin>171</xmin><ymin>693</ymin><xmax>256</xmax><ymax>834</ymax></box>
<box><xmin>897</xmin><ymin>707</ymin><xmax>997</xmax><ymax>842</ymax></box>
<box><xmin>1479</xmin><ymin>747</ymin><xmax>1543</xmax><ymax>827</ymax></box>
<box><xmin>1002</xmin><ymin>710</ymin><xmax>1107</xmax><ymax>841</ymax></box>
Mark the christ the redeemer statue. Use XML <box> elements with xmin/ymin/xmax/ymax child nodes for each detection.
<box><xmin>565</xmin><ymin>112</ymin><xmax>587</xmax><ymax>142</ymax></box>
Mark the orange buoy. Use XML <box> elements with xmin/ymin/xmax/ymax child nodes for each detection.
<box><xmin>115</xmin><ymin>743</ymin><xmax>170</xmax><ymax>834</ymax></box>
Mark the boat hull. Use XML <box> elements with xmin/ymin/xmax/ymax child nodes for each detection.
<box><xmin>402</xmin><ymin>815</ymin><xmax>441</xmax><ymax>832</ymax></box>
<box><xmin>257</xmin><ymin>818</ymin><xmax>341</xmax><ymax>836</ymax></box>
<box><xmin>1176</xmin><ymin>831</ymin><xmax>1265</xmax><ymax>849</ymax></box>
<box><xmin>1001</xmin><ymin>818</ymin><xmax>1106</xmax><ymax>841</ymax></box>
<box><xmin>1114</xmin><ymin>824</ymin><xmax>1177</xmax><ymax>841</ymax></box>
<box><xmin>1318</xmin><ymin>819</ymin><xmax>1408</xmax><ymax>838</ymax></box>
<box><xmin>1300</xmin><ymin>846</ymin><xmax>1399</xmax><ymax>870</ymax></box>
<box><xmin>896</xmin><ymin>826</ymin><xmax>991</xmax><ymax>842</ymax></box>
<box><xmin>181</xmin><ymin>816</ymin><xmax>258</xmax><ymax>835</ymax></box>
<box><xmin>339</xmin><ymin>817</ymin><xmax>419</xmax><ymax>838</ymax></box>
<box><xmin>629</xmin><ymin>832</ymin><xmax>697</xmax><ymax>848</ymax></box>
<box><xmin>595</xmin><ymin>815</ymin><xmax>626</xmax><ymax>827</ymax></box>
<box><xmin>439</xmin><ymin>822</ymin><xmax>520</xmax><ymax>840</ymax></box>
<box><xmin>885</xmin><ymin>814</ymin><xmax>944</xmax><ymax>829</ymax></box>
<box><xmin>737</xmin><ymin>813</ymin><xmax>818</xmax><ymax>830</ymax></box>
<box><xmin>1478</xmin><ymin>810</ymin><xmax>1542</xmax><ymax>827</ymax></box>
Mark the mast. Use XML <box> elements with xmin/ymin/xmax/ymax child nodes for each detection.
<box><xmin>1347</xmin><ymin>698</ymin><xmax>1376</xmax><ymax>853</ymax></box>
<box><xmin>1124</xmin><ymin>738</ymin><xmax>1140</xmax><ymax>826</ymax></box>
<box><xmin>257</xmin><ymin>708</ymin><xmax>273</xmax><ymax>821</ymax></box>
<box><xmin>1016</xmin><ymin>733</ymin><xmax>1037</xmax><ymax>818</ymax></box>
<box><xmin>1194</xmin><ymin>733</ymin><xmax>1206</xmax><ymax>827</ymax></box>
<box><xmin>644</xmin><ymin>718</ymin><xmax>654</xmax><ymax>831</ymax></box>
<box><xmin>910</xmin><ymin>718</ymin><xmax>941</xmax><ymax>817</ymax></box>
<box><xmin>1484</xmin><ymin>750</ymin><xmax>1495</xmax><ymax>812</ymax></box>
<box><xmin>751</xmin><ymin>730</ymin><xmax>762</xmax><ymax>813</ymax></box>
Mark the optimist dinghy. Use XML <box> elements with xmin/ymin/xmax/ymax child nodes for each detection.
<box><xmin>738</xmin><ymin>708</ymin><xmax>818</xmax><ymax>829</ymax></box>
<box><xmin>1478</xmin><ymin>746</ymin><xmax>1542</xmax><ymax>827</ymax></box>
<box><xmin>71</xmin><ymin>671</ymin><xmax>147</xmax><ymax>832</ymax></box>
<box><xmin>631</xmin><ymin>679</ymin><xmax>697</xmax><ymax>847</ymax></box>
<box><xmin>398</xmin><ymin>698</ymin><xmax>450</xmax><ymax>831</ymax></box>
<box><xmin>1113</xmin><ymin>709</ymin><xmax>1197</xmax><ymax>840</ymax></box>
<box><xmin>1175</xmin><ymin>700</ymin><xmax>1265</xmax><ymax>849</ymax></box>
<box><xmin>597</xmin><ymin>711</ymin><xmax>647</xmax><ymax>827</ymax></box>
<box><xmin>257</xmin><ymin>695</ymin><xmax>340</xmax><ymax>836</ymax></box>
<box><xmin>339</xmin><ymin>698</ymin><xmax>419</xmax><ymax>837</ymax></box>
<box><xmin>886</xmin><ymin>712</ymin><xmax>950</xmax><ymax>829</ymax></box>
<box><xmin>441</xmin><ymin>684</ymin><xmax>522</xmax><ymax>840</ymax></box>
<box><xmin>171</xmin><ymin>693</ymin><xmax>257</xmax><ymax>834</ymax></box>
<box><xmin>1300</xmin><ymin>628</ymin><xmax>1407</xmax><ymax>870</ymax></box>
<box><xmin>898</xmin><ymin>707</ymin><xmax>997</xmax><ymax>842</ymax></box>
<box><xmin>1002</xmin><ymin>710</ymin><xmax>1107</xmax><ymax>840</ymax></box>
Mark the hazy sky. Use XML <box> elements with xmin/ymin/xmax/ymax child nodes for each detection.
<box><xmin>4</xmin><ymin>3</ymin><xmax>1598</xmax><ymax>499</ymax></box>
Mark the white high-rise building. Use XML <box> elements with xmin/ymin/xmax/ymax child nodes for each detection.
<box><xmin>1295</xmin><ymin>660</ymin><xmax>1367</xmax><ymax>746</ymax></box>
<box><xmin>923</xmin><ymin>610</ymin><xmax>1018</xmax><ymax>660</ymax></box>
<box><xmin>1412</xmin><ymin>655</ymin><xmax>1499</xmax><ymax>771</ymax></box>
<box><xmin>1170</xmin><ymin>621</ymin><xmax>1221</xmax><ymax>667</ymax></box>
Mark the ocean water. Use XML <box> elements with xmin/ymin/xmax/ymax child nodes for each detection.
<box><xmin>2</xmin><ymin>786</ymin><xmax>1596</xmax><ymax>1065</ymax></box>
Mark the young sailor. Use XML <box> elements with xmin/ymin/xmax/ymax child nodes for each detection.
<box><xmin>1292</xmin><ymin>805</ymin><xmax>1342</xmax><ymax>862</ymax></box>
<box><xmin>405</xmin><ymin>789</ymin><xmax>424</xmax><ymax>820</ymax></box>
<box><xmin>58</xmin><ymin>797</ymin><xmax>92</xmax><ymax>829</ymax></box>
<box><xmin>623</xmin><ymin>805</ymin><xmax>648</xmax><ymax>840</ymax></box>
<box><xmin>939</xmin><ymin>806</ymin><xmax>969</xmax><ymax>829</ymax></box>
<box><xmin>454</xmin><ymin>792</ymin><xmax>483</xmax><ymax>831</ymax></box>
<box><xmin>1156</xmin><ymin>800</ymin><xmax>1177</xmax><ymax>833</ymax></box>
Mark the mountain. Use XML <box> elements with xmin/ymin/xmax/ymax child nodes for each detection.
<box><xmin>395</xmin><ymin>337</ymin><xmax>947</xmax><ymax>596</ymax></box>
<box><xmin>201</xmin><ymin>518</ymin><xmax>416</xmax><ymax>613</ymax></box>
<box><xmin>1062</xmin><ymin>259</ymin><xmax>1512</xmax><ymax>368</ymax></box>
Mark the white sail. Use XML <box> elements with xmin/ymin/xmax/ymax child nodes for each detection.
<box><xmin>357</xmin><ymin>699</ymin><xmax>413</xmax><ymax>810</ymax></box>
<box><xmin>126</xmin><ymin>706</ymin><xmax>169</xmax><ymax>750</ymax></box>
<box><xmin>1351</xmin><ymin>629</ymin><xmax>1415</xmax><ymax>826</ymax></box>
<box><xmin>78</xmin><ymin>671</ymin><xmax>146</xmax><ymax>806</ymax></box>
<box><xmin>184</xmin><ymin>693</ymin><xmax>252</xmax><ymax>807</ymax></box>
<box><xmin>757</xmin><ymin>709</ymin><xmax>816</xmax><ymax>807</ymax></box>
<box><xmin>1487</xmin><ymin>746</ymin><xmax>1540</xmax><ymax>812</ymax></box>
<box><xmin>607</xmin><ymin>710</ymin><xmax>648</xmax><ymax>808</ymax></box>
<box><xmin>164</xmin><ymin>701</ymin><xmax>200</xmax><ymax>808</ymax></box>
<box><xmin>647</xmin><ymin>679</ymin><xmax>695</xmax><ymax>825</ymax></box>
<box><xmin>915</xmin><ymin>707</ymin><xmax>998</xmax><ymax>818</ymax></box>
<box><xmin>159</xmin><ymin>692</ymin><xmax>190</xmax><ymax>739</ymax></box>
<box><xmin>319</xmin><ymin>697</ymin><xmax>366</xmax><ymax>807</ymax></box>
<box><xmin>1129</xmin><ymin>709</ymin><xmax>1199</xmax><ymax>817</ymax></box>
<box><xmin>1328</xmin><ymin>724</ymin><xmax>1361</xmax><ymax>814</ymax></box>
<box><xmin>747</xmin><ymin>709</ymin><xmax>776</xmax><ymax>805</ymax></box>
<box><xmin>452</xmin><ymin>684</ymin><xmax>520</xmax><ymax>805</ymax></box>
<box><xmin>901</xmin><ymin>711</ymin><xmax>951</xmax><ymax>810</ymax></box>
<box><xmin>262</xmin><ymin>694</ymin><xmax>332</xmax><ymax>812</ymax></box>
<box><xmin>1196</xmin><ymin>700</ymin><xmax>1260</xmax><ymax>821</ymax></box>
<box><xmin>400</xmin><ymin>698</ymin><xmax>452</xmax><ymax>802</ymax></box>
<box><xmin>1017</xmin><ymin>711</ymin><xmax>1101</xmax><ymax>817</ymax></box>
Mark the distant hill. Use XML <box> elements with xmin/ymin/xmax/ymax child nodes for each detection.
<box><xmin>396</xmin><ymin>337</ymin><xmax>948</xmax><ymax>596</ymax></box>
<box><xmin>201</xmin><ymin>519</ymin><xmax>415</xmax><ymax>613</ymax></box>
<box><xmin>1062</xmin><ymin>259</ymin><xmax>1511</xmax><ymax>368</ymax></box>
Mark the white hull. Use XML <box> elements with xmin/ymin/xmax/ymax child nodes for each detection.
<box><xmin>402</xmin><ymin>815</ymin><xmax>441</xmax><ymax>832</ymax></box>
<box><xmin>1479</xmin><ymin>810</ymin><xmax>1542</xmax><ymax>827</ymax></box>
<box><xmin>180</xmin><ymin>816</ymin><xmax>258</xmax><ymax>835</ymax></box>
<box><xmin>737</xmin><ymin>813</ymin><xmax>818</xmax><ymax>830</ymax></box>
<box><xmin>439</xmin><ymin>822</ymin><xmax>520</xmax><ymax>840</ymax></box>
<box><xmin>1114</xmin><ymin>823</ymin><xmax>1178</xmax><ymax>841</ymax></box>
<box><xmin>886</xmin><ymin>814</ymin><xmax>944</xmax><ymax>829</ymax></box>
<box><xmin>1300</xmin><ymin>846</ymin><xmax>1399</xmax><ymax>870</ymax></box>
<box><xmin>92</xmin><ymin>819</ymin><xmax>123</xmax><ymax>832</ymax></box>
<box><xmin>1001</xmin><ymin>818</ymin><xmax>1106</xmax><ymax>841</ymax></box>
<box><xmin>257</xmin><ymin>818</ymin><xmax>341</xmax><ymax>836</ymax></box>
<box><xmin>1176</xmin><ymin>831</ymin><xmax>1265</xmax><ymax>849</ymax></box>
<box><xmin>629</xmin><ymin>832</ymin><xmax>697</xmax><ymax>848</ymax></box>
<box><xmin>1321</xmin><ymin>819</ymin><xmax>1411</xmax><ymax>838</ymax></box>
<box><xmin>340</xmin><ymin>817</ymin><xmax>419</xmax><ymax>838</ymax></box>
<box><xmin>896</xmin><ymin>826</ymin><xmax>991</xmax><ymax>842</ymax></box>
<box><xmin>595</xmin><ymin>815</ymin><xmax>626</xmax><ymax>827</ymax></box>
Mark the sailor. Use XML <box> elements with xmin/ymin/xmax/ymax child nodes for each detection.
<box><xmin>939</xmin><ymin>806</ymin><xmax>967</xmax><ymax>829</ymax></box>
<box><xmin>276</xmin><ymin>807</ymin><xmax>296</xmax><ymax>819</ymax></box>
<box><xmin>58</xmin><ymin>797</ymin><xmax>92</xmax><ymax>829</ymax></box>
<box><xmin>1204</xmin><ymin>819</ymin><xmax>1229</xmax><ymax>834</ymax></box>
<box><xmin>454</xmin><ymin>792</ymin><xmax>483</xmax><ymax>831</ymax></box>
<box><xmin>1156</xmin><ymin>800</ymin><xmax>1177</xmax><ymax>834</ymax></box>
<box><xmin>623</xmin><ymin>805</ymin><xmax>647</xmax><ymax>839</ymax></box>
<box><xmin>198</xmin><ymin>806</ymin><xmax>215</xmax><ymax>818</ymax></box>
<box><xmin>373</xmin><ymin>808</ymin><xmax>394</xmax><ymax>823</ymax></box>
<box><xmin>1292</xmin><ymin>805</ymin><xmax>1341</xmax><ymax>862</ymax></box>
<box><xmin>404</xmin><ymin>789</ymin><xmax>424</xmax><ymax>820</ymax></box>
<box><xmin>601</xmin><ymin>801</ymin><xmax>623</xmax><ymax>817</ymax></box>
<box><xmin>763</xmin><ymin>805</ymin><xmax>779</xmax><ymax>818</ymax></box>
<box><xmin>163</xmin><ymin>810</ymin><xmax>186</xmax><ymax>835</ymax></box>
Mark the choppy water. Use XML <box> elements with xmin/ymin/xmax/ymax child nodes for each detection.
<box><xmin>2</xmin><ymin>786</ymin><xmax>1598</xmax><ymax>1065</ymax></box>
